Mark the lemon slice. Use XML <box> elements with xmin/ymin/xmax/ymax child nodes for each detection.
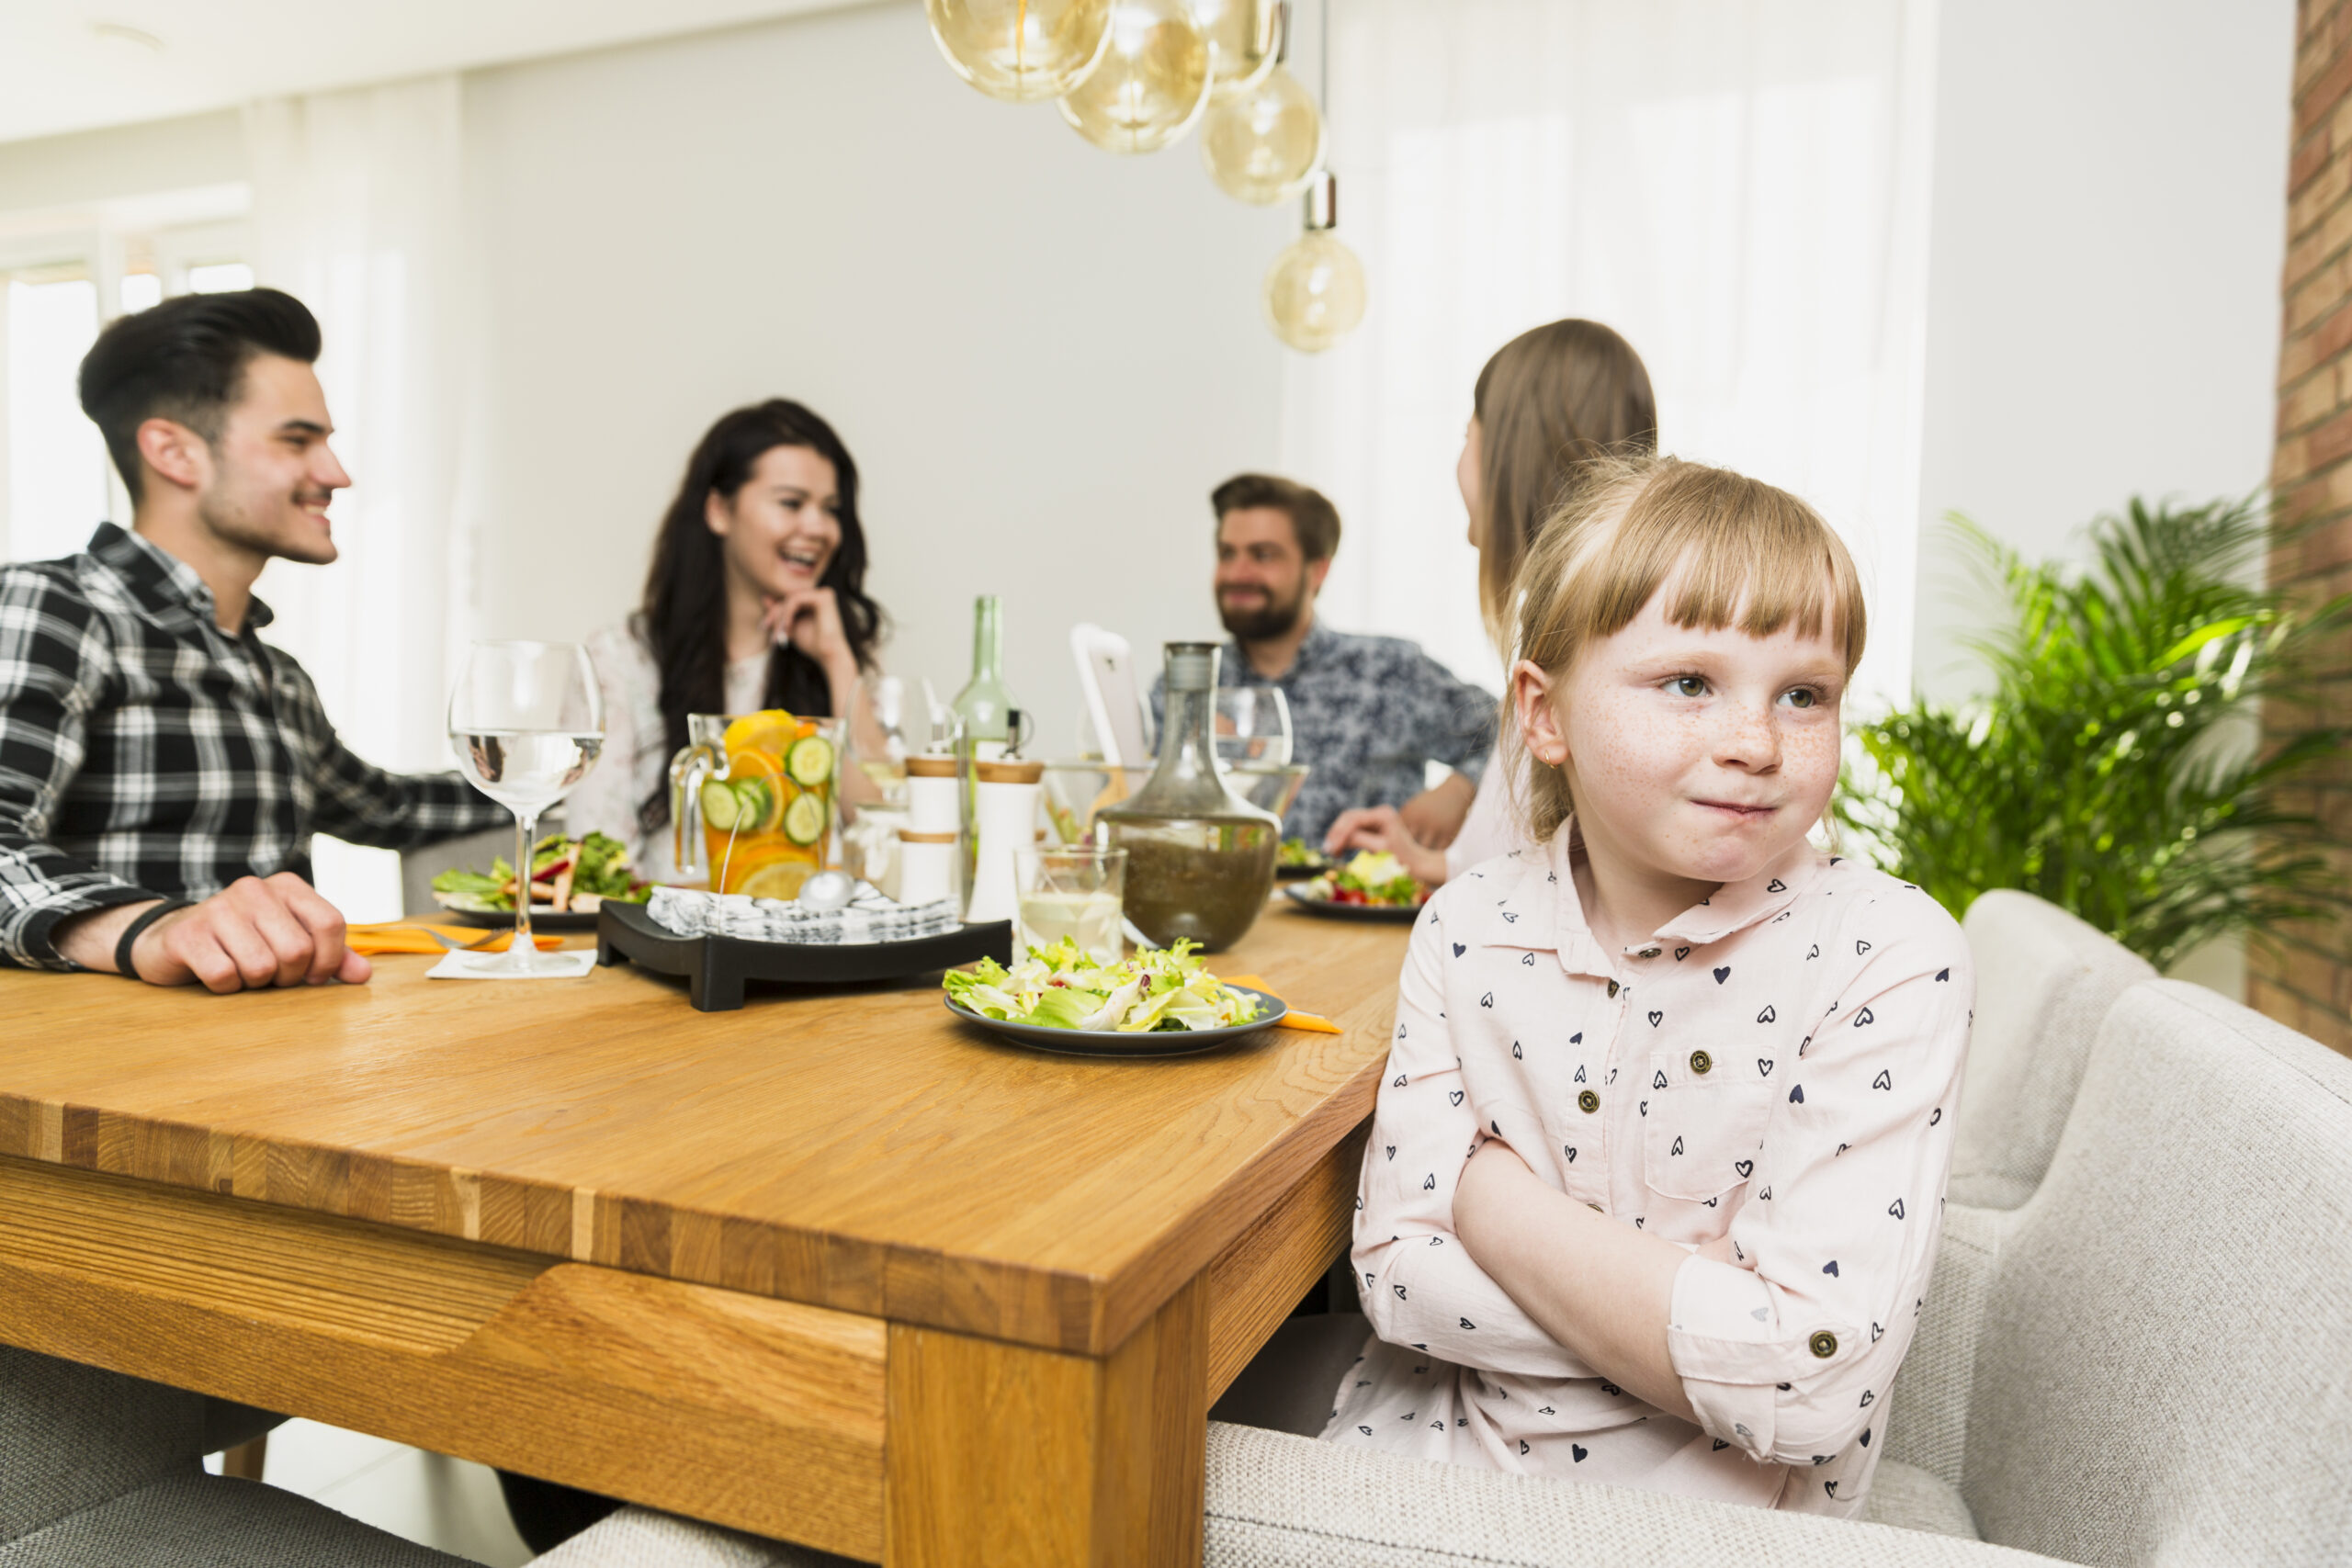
<box><xmin>723</xmin><ymin>709</ymin><xmax>797</xmax><ymax>760</ymax></box>
<box><xmin>783</xmin><ymin>791</ymin><xmax>827</xmax><ymax>846</ymax></box>
<box><xmin>737</xmin><ymin>862</ymin><xmax>813</xmax><ymax>900</ymax></box>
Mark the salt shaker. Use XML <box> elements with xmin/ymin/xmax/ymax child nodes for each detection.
<box><xmin>964</xmin><ymin>758</ymin><xmax>1044</xmax><ymax>925</ymax></box>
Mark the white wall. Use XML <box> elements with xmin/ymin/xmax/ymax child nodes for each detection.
<box><xmin>1911</xmin><ymin>0</ymin><xmax>2295</xmax><ymax>702</ymax></box>
<box><xmin>458</xmin><ymin>1</ymin><xmax>1294</xmax><ymax>755</ymax></box>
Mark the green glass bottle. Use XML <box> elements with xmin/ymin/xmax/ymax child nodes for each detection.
<box><xmin>950</xmin><ymin>595</ymin><xmax>1019</xmax><ymax>755</ymax></box>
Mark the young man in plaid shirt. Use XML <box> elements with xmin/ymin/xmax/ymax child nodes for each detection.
<box><xmin>0</xmin><ymin>288</ymin><xmax>507</xmax><ymax>989</ymax></box>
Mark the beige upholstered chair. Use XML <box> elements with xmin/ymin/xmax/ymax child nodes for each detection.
<box><xmin>1199</xmin><ymin>978</ymin><xmax>2352</xmax><ymax>1567</ymax></box>
<box><xmin>1949</xmin><ymin>889</ymin><xmax>2153</xmax><ymax>1209</ymax></box>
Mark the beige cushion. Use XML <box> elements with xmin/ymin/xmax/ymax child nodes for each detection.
<box><xmin>534</xmin><ymin>1507</ymin><xmax>856</xmax><ymax>1567</ymax></box>
<box><xmin>1961</xmin><ymin>980</ymin><xmax>2352</xmax><ymax>1566</ymax></box>
<box><xmin>1952</xmin><ymin>891</ymin><xmax>2152</xmax><ymax>1209</ymax></box>
<box><xmin>1882</xmin><ymin>1201</ymin><xmax>2006</xmax><ymax>1489</ymax></box>
<box><xmin>1203</xmin><ymin>1421</ymin><xmax>2064</xmax><ymax>1566</ymax></box>
<box><xmin>1860</xmin><ymin>1461</ymin><xmax>1980</xmax><ymax>1540</ymax></box>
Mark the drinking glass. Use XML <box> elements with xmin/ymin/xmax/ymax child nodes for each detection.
<box><xmin>1214</xmin><ymin>685</ymin><xmax>1293</xmax><ymax>769</ymax></box>
<box><xmin>447</xmin><ymin>641</ymin><xmax>604</xmax><ymax>976</ymax></box>
<box><xmin>1013</xmin><ymin>845</ymin><xmax>1127</xmax><ymax>965</ymax></box>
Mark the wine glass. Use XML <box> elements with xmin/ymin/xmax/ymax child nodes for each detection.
<box><xmin>1213</xmin><ymin>685</ymin><xmax>1293</xmax><ymax>769</ymax></box>
<box><xmin>446</xmin><ymin>641</ymin><xmax>604</xmax><ymax>976</ymax></box>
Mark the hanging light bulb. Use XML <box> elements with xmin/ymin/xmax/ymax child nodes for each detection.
<box><xmin>1198</xmin><ymin>60</ymin><xmax>1322</xmax><ymax>204</ymax></box>
<box><xmin>1264</xmin><ymin>172</ymin><xmax>1364</xmax><ymax>353</ymax></box>
<box><xmin>926</xmin><ymin>0</ymin><xmax>1115</xmax><ymax>104</ymax></box>
<box><xmin>1059</xmin><ymin>0</ymin><xmax>1212</xmax><ymax>154</ymax></box>
<box><xmin>1192</xmin><ymin>0</ymin><xmax>1279</xmax><ymax>99</ymax></box>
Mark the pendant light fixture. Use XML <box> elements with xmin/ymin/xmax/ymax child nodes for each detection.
<box><xmin>926</xmin><ymin>0</ymin><xmax>1115</xmax><ymax>103</ymax></box>
<box><xmin>1197</xmin><ymin>58</ymin><xmax>1322</xmax><ymax>204</ymax></box>
<box><xmin>1058</xmin><ymin>0</ymin><xmax>1213</xmax><ymax>154</ymax></box>
<box><xmin>1264</xmin><ymin>170</ymin><xmax>1365</xmax><ymax>352</ymax></box>
<box><xmin>1193</xmin><ymin>0</ymin><xmax>1280</xmax><ymax>99</ymax></box>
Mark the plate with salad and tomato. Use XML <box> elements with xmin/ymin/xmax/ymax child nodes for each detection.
<box><xmin>431</xmin><ymin>831</ymin><xmax>652</xmax><ymax>931</ymax></box>
<box><xmin>1283</xmin><ymin>851</ymin><xmax>1429</xmax><ymax>922</ymax></box>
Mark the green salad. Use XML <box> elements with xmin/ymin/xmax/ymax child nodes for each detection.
<box><xmin>945</xmin><ymin>939</ymin><xmax>1263</xmax><ymax>1033</ymax></box>
<box><xmin>1298</xmin><ymin>850</ymin><xmax>1426</xmax><ymax>907</ymax></box>
<box><xmin>431</xmin><ymin>832</ymin><xmax>650</xmax><ymax>913</ymax></box>
<box><xmin>1276</xmin><ymin>837</ymin><xmax>1328</xmax><ymax>868</ymax></box>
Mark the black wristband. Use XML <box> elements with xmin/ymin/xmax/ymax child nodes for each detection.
<box><xmin>115</xmin><ymin>897</ymin><xmax>193</xmax><ymax>982</ymax></box>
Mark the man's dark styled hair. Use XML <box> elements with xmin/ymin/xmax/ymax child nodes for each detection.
<box><xmin>1211</xmin><ymin>472</ymin><xmax>1343</xmax><ymax>563</ymax></box>
<box><xmin>77</xmin><ymin>288</ymin><xmax>322</xmax><ymax>504</ymax></box>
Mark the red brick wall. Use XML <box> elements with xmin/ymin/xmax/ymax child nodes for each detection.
<box><xmin>2263</xmin><ymin>0</ymin><xmax>2352</xmax><ymax>1055</ymax></box>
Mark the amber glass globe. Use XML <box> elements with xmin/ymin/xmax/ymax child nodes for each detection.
<box><xmin>1058</xmin><ymin>0</ymin><xmax>1212</xmax><ymax>154</ymax></box>
<box><xmin>1264</xmin><ymin>229</ymin><xmax>1366</xmax><ymax>353</ymax></box>
<box><xmin>1193</xmin><ymin>0</ymin><xmax>1278</xmax><ymax>99</ymax></box>
<box><xmin>927</xmin><ymin>0</ymin><xmax>1114</xmax><ymax>103</ymax></box>
<box><xmin>1198</xmin><ymin>62</ymin><xmax>1323</xmax><ymax>204</ymax></box>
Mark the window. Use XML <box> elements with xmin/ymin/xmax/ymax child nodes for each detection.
<box><xmin>4</xmin><ymin>265</ymin><xmax>109</xmax><ymax>564</ymax></box>
<box><xmin>0</xmin><ymin>209</ymin><xmax>250</xmax><ymax>564</ymax></box>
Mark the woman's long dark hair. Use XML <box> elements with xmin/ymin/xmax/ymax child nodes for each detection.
<box><xmin>638</xmin><ymin>399</ymin><xmax>884</xmax><ymax>831</ymax></box>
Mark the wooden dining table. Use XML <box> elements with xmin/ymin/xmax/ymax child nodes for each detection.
<box><xmin>0</xmin><ymin>900</ymin><xmax>1410</xmax><ymax>1566</ymax></box>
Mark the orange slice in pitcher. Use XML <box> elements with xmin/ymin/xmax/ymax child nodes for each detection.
<box><xmin>727</xmin><ymin>749</ymin><xmax>786</xmax><ymax>829</ymax></box>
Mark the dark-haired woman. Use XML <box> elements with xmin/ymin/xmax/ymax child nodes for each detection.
<box><xmin>568</xmin><ymin>399</ymin><xmax>890</xmax><ymax>885</ymax></box>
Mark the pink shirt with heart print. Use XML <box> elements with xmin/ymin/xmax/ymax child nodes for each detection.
<box><xmin>1322</xmin><ymin>823</ymin><xmax>1974</xmax><ymax>1514</ymax></box>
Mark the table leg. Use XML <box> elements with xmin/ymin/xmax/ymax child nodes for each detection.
<box><xmin>885</xmin><ymin>1273</ymin><xmax>1207</xmax><ymax>1567</ymax></box>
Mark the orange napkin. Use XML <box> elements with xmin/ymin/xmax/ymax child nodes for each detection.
<box><xmin>345</xmin><ymin>922</ymin><xmax>565</xmax><ymax>956</ymax></box>
<box><xmin>1218</xmin><ymin>974</ymin><xmax>1342</xmax><ymax>1033</ymax></box>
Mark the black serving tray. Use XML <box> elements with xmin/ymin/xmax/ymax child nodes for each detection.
<box><xmin>596</xmin><ymin>900</ymin><xmax>1012</xmax><ymax>1012</ymax></box>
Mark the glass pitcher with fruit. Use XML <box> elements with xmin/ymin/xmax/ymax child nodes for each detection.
<box><xmin>668</xmin><ymin>710</ymin><xmax>842</xmax><ymax>899</ymax></box>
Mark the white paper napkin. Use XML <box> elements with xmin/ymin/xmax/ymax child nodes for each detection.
<box><xmin>426</xmin><ymin>948</ymin><xmax>599</xmax><ymax>980</ymax></box>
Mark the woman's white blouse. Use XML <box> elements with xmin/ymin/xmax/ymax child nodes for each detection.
<box><xmin>1442</xmin><ymin>740</ymin><xmax>1529</xmax><ymax>882</ymax></box>
<box><xmin>568</xmin><ymin>619</ymin><xmax>768</xmax><ymax>886</ymax></box>
<box><xmin>1327</xmin><ymin>826</ymin><xmax>1974</xmax><ymax>1514</ymax></box>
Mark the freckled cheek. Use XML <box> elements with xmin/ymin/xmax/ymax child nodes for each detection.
<box><xmin>1781</xmin><ymin>721</ymin><xmax>1843</xmax><ymax>801</ymax></box>
<box><xmin>1565</xmin><ymin>695</ymin><xmax>1701</xmax><ymax>807</ymax></box>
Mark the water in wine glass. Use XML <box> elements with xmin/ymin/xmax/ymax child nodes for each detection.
<box><xmin>452</xmin><ymin>731</ymin><xmax>604</xmax><ymax>815</ymax></box>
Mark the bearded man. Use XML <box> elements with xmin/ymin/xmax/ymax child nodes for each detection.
<box><xmin>0</xmin><ymin>288</ymin><xmax>505</xmax><ymax>987</ymax></box>
<box><xmin>1153</xmin><ymin>472</ymin><xmax>1495</xmax><ymax>848</ymax></box>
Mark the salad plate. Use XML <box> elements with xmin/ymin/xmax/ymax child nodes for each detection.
<box><xmin>434</xmin><ymin>831</ymin><xmax>649</xmax><ymax>931</ymax></box>
<box><xmin>941</xmin><ymin>940</ymin><xmax>1286</xmax><ymax>1058</ymax></box>
<box><xmin>1282</xmin><ymin>886</ymin><xmax>1423</xmax><ymax>922</ymax></box>
<box><xmin>944</xmin><ymin>986</ymin><xmax>1284</xmax><ymax>1057</ymax></box>
<box><xmin>1283</xmin><ymin>850</ymin><xmax>1428</xmax><ymax>921</ymax></box>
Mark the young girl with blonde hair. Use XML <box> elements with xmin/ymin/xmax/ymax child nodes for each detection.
<box><xmin>1324</xmin><ymin>453</ymin><xmax>1973</xmax><ymax>1514</ymax></box>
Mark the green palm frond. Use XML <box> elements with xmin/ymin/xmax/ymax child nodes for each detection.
<box><xmin>1836</xmin><ymin>495</ymin><xmax>2352</xmax><ymax>970</ymax></box>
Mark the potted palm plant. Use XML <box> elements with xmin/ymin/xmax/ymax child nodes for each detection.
<box><xmin>1838</xmin><ymin>496</ymin><xmax>2352</xmax><ymax>969</ymax></box>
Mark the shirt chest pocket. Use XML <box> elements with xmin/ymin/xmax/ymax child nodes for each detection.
<box><xmin>1641</xmin><ymin>1058</ymin><xmax>1772</xmax><ymax>1202</ymax></box>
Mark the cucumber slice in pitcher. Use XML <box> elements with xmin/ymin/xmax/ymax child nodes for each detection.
<box><xmin>783</xmin><ymin>791</ymin><xmax>827</xmax><ymax>846</ymax></box>
<box><xmin>699</xmin><ymin>779</ymin><xmax>742</xmax><ymax>832</ymax></box>
<box><xmin>785</xmin><ymin>734</ymin><xmax>835</xmax><ymax>788</ymax></box>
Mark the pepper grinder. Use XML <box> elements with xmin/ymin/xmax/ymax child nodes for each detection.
<box><xmin>964</xmin><ymin>756</ymin><xmax>1044</xmax><ymax>925</ymax></box>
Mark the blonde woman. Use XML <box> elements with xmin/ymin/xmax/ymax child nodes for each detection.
<box><xmin>1323</xmin><ymin>319</ymin><xmax>1656</xmax><ymax>883</ymax></box>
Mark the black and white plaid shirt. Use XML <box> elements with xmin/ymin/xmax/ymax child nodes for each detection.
<box><xmin>0</xmin><ymin>525</ymin><xmax>507</xmax><ymax>969</ymax></box>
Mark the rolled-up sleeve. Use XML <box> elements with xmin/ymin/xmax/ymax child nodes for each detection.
<box><xmin>1666</xmin><ymin>892</ymin><xmax>1973</xmax><ymax>1463</ymax></box>
<box><xmin>1355</xmin><ymin>905</ymin><xmax>1593</xmax><ymax>1380</ymax></box>
<box><xmin>0</xmin><ymin>568</ymin><xmax>157</xmax><ymax>968</ymax></box>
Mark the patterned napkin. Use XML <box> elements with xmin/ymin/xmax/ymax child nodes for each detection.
<box><xmin>647</xmin><ymin>883</ymin><xmax>963</xmax><ymax>945</ymax></box>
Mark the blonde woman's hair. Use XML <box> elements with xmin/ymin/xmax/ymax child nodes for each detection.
<box><xmin>1509</xmin><ymin>453</ymin><xmax>1868</xmax><ymax>843</ymax></box>
<box><xmin>1473</xmin><ymin>319</ymin><xmax>1657</xmax><ymax>651</ymax></box>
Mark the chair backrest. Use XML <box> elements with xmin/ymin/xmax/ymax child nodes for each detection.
<box><xmin>1951</xmin><ymin>890</ymin><xmax>2153</xmax><ymax>1208</ymax></box>
<box><xmin>0</xmin><ymin>1345</ymin><xmax>209</xmax><ymax>1543</ymax></box>
<box><xmin>1962</xmin><ymin>980</ymin><xmax>2352</xmax><ymax>1566</ymax></box>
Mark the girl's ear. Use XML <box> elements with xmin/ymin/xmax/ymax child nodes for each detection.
<box><xmin>704</xmin><ymin>489</ymin><xmax>733</xmax><ymax>539</ymax></box>
<box><xmin>1511</xmin><ymin>659</ymin><xmax>1567</xmax><ymax>769</ymax></box>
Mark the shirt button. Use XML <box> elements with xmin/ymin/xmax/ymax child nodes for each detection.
<box><xmin>1809</xmin><ymin>1331</ymin><xmax>1838</xmax><ymax>1359</ymax></box>
<box><xmin>1577</xmin><ymin>1089</ymin><xmax>1600</xmax><ymax>1114</ymax></box>
<box><xmin>1637</xmin><ymin>946</ymin><xmax>1660</xmax><ymax>959</ymax></box>
<box><xmin>1606</xmin><ymin>980</ymin><xmax>1620</xmax><ymax>998</ymax></box>
<box><xmin>1690</xmin><ymin>1050</ymin><xmax>1713</xmax><ymax>1075</ymax></box>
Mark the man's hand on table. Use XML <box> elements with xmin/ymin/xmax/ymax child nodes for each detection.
<box><xmin>52</xmin><ymin>874</ymin><xmax>370</xmax><ymax>992</ymax></box>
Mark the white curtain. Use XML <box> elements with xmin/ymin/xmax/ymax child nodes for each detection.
<box><xmin>244</xmin><ymin>76</ymin><xmax>474</xmax><ymax>918</ymax></box>
<box><xmin>1283</xmin><ymin>0</ymin><xmax>1938</xmax><ymax>711</ymax></box>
